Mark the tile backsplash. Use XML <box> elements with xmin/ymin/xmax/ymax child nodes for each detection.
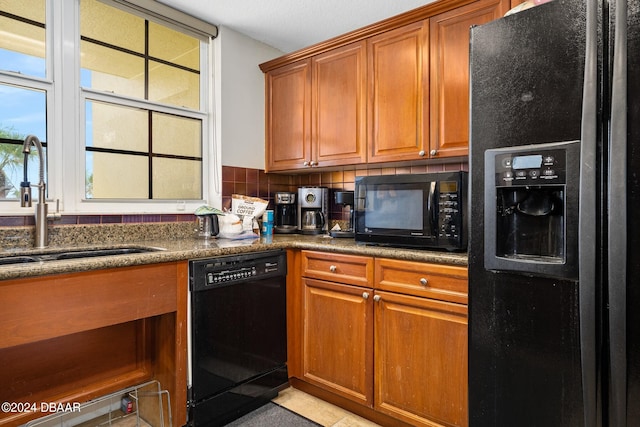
<box><xmin>222</xmin><ymin>162</ymin><xmax>468</xmax><ymax>225</ymax></box>
<box><xmin>0</xmin><ymin>162</ymin><xmax>467</xmax><ymax>228</ymax></box>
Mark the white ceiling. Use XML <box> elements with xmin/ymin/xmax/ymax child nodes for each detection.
<box><xmin>157</xmin><ymin>0</ymin><xmax>437</xmax><ymax>54</ymax></box>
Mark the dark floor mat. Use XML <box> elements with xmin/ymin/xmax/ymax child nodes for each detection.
<box><xmin>224</xmin><ymin>402</ymin><xmax>322</xmax><ymax>426</ymax></box>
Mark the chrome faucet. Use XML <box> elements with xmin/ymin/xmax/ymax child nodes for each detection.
<box><xmin>21</xmin><ymin>135</ymin><xmax>49</xmax><ymax>248</ymax></box>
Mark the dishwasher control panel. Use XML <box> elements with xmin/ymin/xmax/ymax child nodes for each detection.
<box><xmin>207</xmin><ymin>266</ymin><xmax>256</xmax><ymax>284</ymax></box>
<box><xmin>189</xmin><ymin>250</ymin><xmax>287</xmax><ymax>291</ymax></box>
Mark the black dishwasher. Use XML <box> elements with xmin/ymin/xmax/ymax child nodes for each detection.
<box><xmin>188</xmin><ymin>250</ymin><xmax>288</xmax><ymax>427</ymax></box>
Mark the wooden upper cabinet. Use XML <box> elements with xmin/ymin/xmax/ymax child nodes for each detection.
<box><xmin>429</xmin><ymin>0</ymin><xmax>510</xmax><ymax>158</ymax></box>
<box><xmin>367</xmin><ymin>21</ymin><xmax>430</xmax><ymax>163</ymax></box>
<box><xmin>262</xmin><ymin>0</ymin><xmax>512</xmax><ymax>170</ymax></box>
<box><xmin>265</xmin><ymin>43</ymin><xmax>366</xmax><ymax>172</ymax></box>
<box><xmin>265</xmin><ymin>59</ymin><xmax>312</xmax><ymax>171</ymax></box>
<box><xmin>313</xmin><ymin>41</ymin><xmax>367</xmax><ymax>168</ymax></box>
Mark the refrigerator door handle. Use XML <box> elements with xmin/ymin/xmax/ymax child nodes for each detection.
<box><xmin>608</xmin><ymin>0</ymin><xmax>628</xmax><ymax>424</ymax></box>
<box><xmin>579</xmin><ymin>1</ymin><xmax>598</xmax><ymax>427</ymax></box>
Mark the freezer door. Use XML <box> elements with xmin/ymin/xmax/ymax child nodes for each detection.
<box><xmin>468</xmin><ymin>0</ymin><xmax>589</xmax><ymax>425</ymax></box>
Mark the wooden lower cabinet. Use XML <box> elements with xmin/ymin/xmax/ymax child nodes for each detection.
<box><xmin>0</xmin><ymin>262</ymin><xmax>188</xmax><ymax>427</ymax></box>
<box><xmin>302</xmin><ymin>278</ymin><xmax>373</xmax><ymax>406</ymax></box>
<box><xmin>374</xmin><ymin>290</ymin><xmax>468</xmax><ymax>427</ymax></box>
<box><xmin>294</xmin><ymin>250</ymin><xmax>468</xmax><ymax>427</ymax></box>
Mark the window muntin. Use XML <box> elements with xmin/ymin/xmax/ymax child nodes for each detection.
<box><xmin>0</xmin><ymin>0</ymin><xmax>46</xmax><ymax>78</ymax></box>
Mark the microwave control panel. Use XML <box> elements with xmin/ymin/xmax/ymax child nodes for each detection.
<box><xmin>437</xmin><ymin>182</ymin><xmax>462</xmax><ymax>242</ymax></box>
<box><xmin>494</xmin><ymin>149</ymin><xmax>567</xmax><ymax>187</ymax></box>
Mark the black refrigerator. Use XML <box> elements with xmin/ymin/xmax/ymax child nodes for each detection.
<box><xmin>468</xmin><ymin>0</ymin><xmax>639</xmax><ymax>425</ymax></box>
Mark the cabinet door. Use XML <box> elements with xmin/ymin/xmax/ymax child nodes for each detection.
<box><xmin>313</xmin><ymin>41</ymin><xmax>367</xmax><ymax>167</ymax></box>
<box><xmin>368</xmin><ymin>21</ymin><xmax>429</xmax><ymax>163</ymax></box>
<box><xmin>429</xmin><ymin>0</ymin><xmax>509</xmax><ymax>158</ymax></box>
<box><xmin>374</xmin><ymin>290</ymin><xmax>468</xmax><ymax>427</ymax></box>
<box><xmin>302</xmin><ymin>278</ymin><xmax>374</xmax><ymax>406</ymax></box>
<box><xmin>265</xmin><ymin>59</ymin><xmax>311</xmax><ymax>171</ymax></box>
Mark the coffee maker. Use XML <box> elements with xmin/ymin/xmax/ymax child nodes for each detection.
<box><xmin>330</xmin><ymin>191</ymin><xmax>354</xmax><ymax>238</ymax></box>
<box><xmin>298</xmin><ymin>187</ymin><xmax>329</xmax><ymax>235</ymax></box>
<box><xmin>274</xmin><ymin>192</ymin><xmax>297</xmax><ymax>234</ymax></box>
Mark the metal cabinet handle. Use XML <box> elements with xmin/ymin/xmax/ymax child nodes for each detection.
<box><xmin>303</xmin><ymin>161</ymin><xmax>309</xmax><ymax>166</ymax></box>
<box><xmin>420</xmin><ymin>278</ymin><xmax>428</xmax><ymax>286</ymax></box>
<box><xmin>329</xmin><ymin>265</ymin><xmax>337</xmax><ymax>272</ymax></box>
<box><xmin>362</xmin><ymin>292</ymin><xmax>369</xmax><ymax>300</ymax></box>
<box><xmin>418</xmin><ymin>150</ymin><xmax>426</xmax><ymax>157</ymax></box>
<box><xmin>309</xmin><ymin>160</ymin><xmax>316</xmax><ymax>166</ymax></box>
<box><xmin>430</xmin><ymin>149</ymin><xmax>437</xmax><ymax>156</ymax></box>
<box><xmin>373</xmin><ymin>295</ymin><xmax>381</xmax><ymax>302</ymax></box>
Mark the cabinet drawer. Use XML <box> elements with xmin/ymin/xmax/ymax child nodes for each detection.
<box><xmin>301</xmin><ymin>250</ymin><xmax>373</xmax><ymax>287</ymax></box>
<box><xmin>375</xmin><ymin>258</ymin><xmax>467</xmax><ymax>304</ymax></box>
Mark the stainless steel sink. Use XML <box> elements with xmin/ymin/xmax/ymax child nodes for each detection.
<box><xmin>52</xmin><ymin>247</ymin><xmax>156</xmax><ymax>260</ymax></box>
<box><xmin>0</xmin><ymin>256</ymin><xmax>40</xmax><ymax>266</ymax></box>
<box><xmin>0</xmin><ymin>246</ymin><xmax>162</xmax><ymax>266</ymax></box>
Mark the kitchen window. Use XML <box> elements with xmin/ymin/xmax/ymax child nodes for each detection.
<box><xmin>0</xmin><ymin>0</ymin><xmax>218</xmax><ymax>214</ymax></box>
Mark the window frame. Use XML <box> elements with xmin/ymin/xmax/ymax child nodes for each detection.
<box><xmin>0</xmin><ymin>0</ymin><xmax>219</xmax><ymax>215</ymax></box>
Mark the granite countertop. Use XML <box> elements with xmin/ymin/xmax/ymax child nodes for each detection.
<box><xmin>0</xmin><ymin>224</ymin><xmax>468</xmax><ymax>281</ymax></box>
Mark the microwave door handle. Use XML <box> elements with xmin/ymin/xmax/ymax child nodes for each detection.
<box><xmin>428</xmin><ymin>182</ymin><xmax>437</xmax><ymax>228</ymax></box>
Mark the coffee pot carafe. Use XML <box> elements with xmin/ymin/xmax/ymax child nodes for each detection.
<box><xmin>195</xmin><ymin>214</ymin><xmax>219</xmax><ymax>239</ymax></box>
<box><xmin>302</xmin><ymin>210</ymin><xmax>325</xmax><ymax>231</ymax></box>
<box><xmin>194</xmin><ymin>205</ymin><xmax>223</xmax><ymax>239</ymax></box>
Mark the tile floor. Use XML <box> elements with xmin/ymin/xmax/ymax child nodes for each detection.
<box><xmin>273</xmin><ymin>387</ymin><xmax>381</xmax><ymax>427</ymax></box>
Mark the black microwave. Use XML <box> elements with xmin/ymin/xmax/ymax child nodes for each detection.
<box><xmin>354</xmin><ymin>171</ymin><xmax>468</xmax><ymax>251</ymax></box>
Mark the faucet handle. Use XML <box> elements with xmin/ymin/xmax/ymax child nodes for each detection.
<box><xmin>47</xmin><ymin>199</ymin><xmax>62</xmax><ymax>221</ymax></box>
<box><xmin>20</xmin><ymin>182</ymin><xmax>32</xmax><ymax>208</ymax></box>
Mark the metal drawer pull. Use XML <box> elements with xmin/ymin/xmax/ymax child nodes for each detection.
<box><xmin>329</xmin><ymin>265</ymin><xmax>337</xmax><ymax>272</ymax></box>
<box><xmin>420</xmin><ymin>278</ymin><xmax>428</xmax><ymax>286</ymax></box>
<box><xmin>373</xmin><ymin>295</ymin><xmax>381</xmax><ymax>302</ymax></box>
<box><xmin>362</xmin><ymin>292</ymin><xmax>369</xmax><ymax>299</ymax></box>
